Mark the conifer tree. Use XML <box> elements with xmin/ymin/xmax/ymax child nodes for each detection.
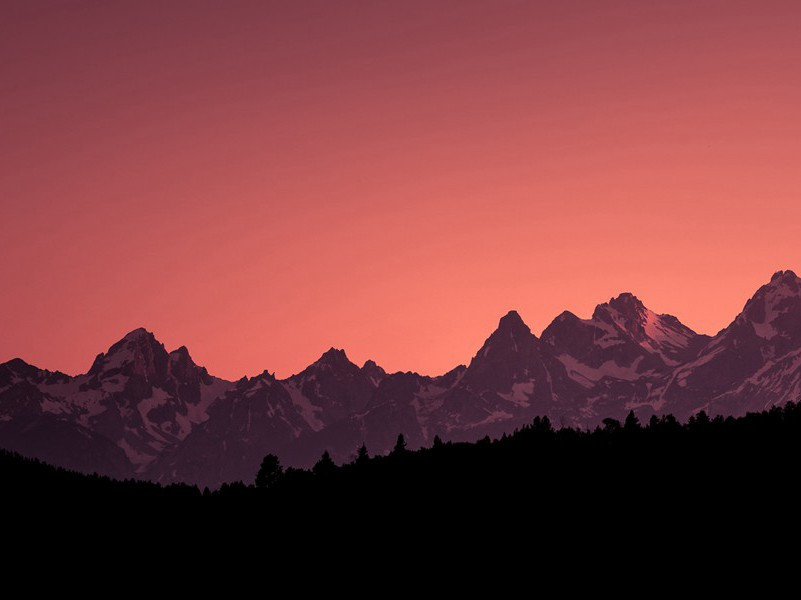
<box><xmin>355</xmin><ymin>443</ymin><xmax>369</xmax><ymax>466</ymax></box>
<box><xmin>256</xmin><ymin>454</ymin><xmax>284</xmax><ymax>488</ymax></box>
<box><xmin>624</xmin><ymin>410</ymin><xmax>641</xmax><ymax>431</ymax></box>
<box><xmin>392</xmin><ymin>433</ymin><xmax>407</xmax><ymax>454</ymax></box>
<box><xmin>313</xmin><ymin>450</ymin><xmax>336</xmax><ymax>476</ymax></box>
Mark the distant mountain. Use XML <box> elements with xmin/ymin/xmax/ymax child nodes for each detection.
<box><xmin>660</xmin><ymin>270</ymin><xmax>801</xmax><ymax>417</ymax></box>
<box><xmin>4</xmin><ymin>270</ymin><xmax>801</xmax><ymax>488</ymax></box>
<box><xmin>0</xmin><ymin>328</ymin><xmax>233</xmax><ymax>479</ymax></box>
<box><xmin>149</xmin><ymin>348</ymin><xmax>383</xmax><ymax>488</ymax></box>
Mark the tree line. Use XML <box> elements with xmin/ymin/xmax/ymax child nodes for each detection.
<box><xmin>5</xmin><ymin>403</ymin><xmax>801</xmax><ymax>543</ymax></box>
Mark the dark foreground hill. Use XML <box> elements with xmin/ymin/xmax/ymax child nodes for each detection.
<box><xmin>6</xmin><ymin>402</ymin><xmax>801</xmax><ymax>553</ymax></box>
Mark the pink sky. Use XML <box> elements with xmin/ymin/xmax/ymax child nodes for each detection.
<box><xmin>2</xmin><ymin>0</ymin><xmax>801</xmax><ymax>379</ymax></box>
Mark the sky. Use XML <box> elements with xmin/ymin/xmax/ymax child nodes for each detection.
<box><xmin>2</xmin><ymin>0</ymin><xmax>801</xmax><ymax>380</ymax></box>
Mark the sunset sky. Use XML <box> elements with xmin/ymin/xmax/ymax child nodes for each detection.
<box><xmin>2</xmin><ymin>0</ymin><xmax>801</xmax><ymax>380</ymax></box>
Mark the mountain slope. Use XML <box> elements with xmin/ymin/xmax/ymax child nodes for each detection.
<box><xmin>659</xmin><ymin>270</ymin><xmax>801</xmax><ymax>418</ymax></box>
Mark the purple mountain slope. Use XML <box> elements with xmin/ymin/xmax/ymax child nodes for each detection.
<box><xmin>659</xmin><ymin>270</ymin><xmax>801</xmax><ymax>417</ymax></box>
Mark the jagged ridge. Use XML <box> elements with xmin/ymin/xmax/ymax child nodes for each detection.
<box><xmin>3</xmin><ymin>270</ymin><xmax>801</xmax><ymax>488</ymax></box>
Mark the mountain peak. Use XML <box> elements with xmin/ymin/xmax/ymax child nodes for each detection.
<box><xmin>0</xmin><ymin>357</ymin><xmax>43</xmax><ymax>383</ymax></box>
<box><xmin>593</xmin><ymin>292</ymin><xmax>647</xmax><ymax>323</ymax></box>
<box><xmin>361</xmin><ymin>359</ymin><xmax>387</xmax><ymax>386</ymax></box>
<box><xmin>607</xmin><ymin>292</ymin><xmax>646</xmax><ymax>313</ymax></box>
<box><xmin>322</xmin><ymin>346</ymin><xmax>347</xmax><ymax>358</ymax></box>
<box><xmin>472</xmin><ymin>310</ymin><xmax>536</xmax><ymax>359</ymax></box>
<box><xmin>89</xmin><ymin>328</ymin><xmax>169</xmax><ymax>379</ymax></box>
<box><xmin>317</xmin><ymin>347</ymin><xmax>351</xmax><ymax>367</ymax></box>
<box><xmin>256</xmin><ymin>369</ymin><xmax>276</xmax><ymax>381</ymax></box>
<box><xmin>168</xmin><ymin>345</ymin><xmax>196</xmax><ymax>368</ymax></box>
<box><xmin>109</xmin><ymin>327</ymin><xmax>164</xmax><ymax>356</ymax></box>
<box><xmin>736</xmin><ymin>269</ymin><xmax>801</xmax><ymax>340</ymax></box>
<box><xmin>554</xmin><ymin>310</ymin><xmax>579</xmax><ymax>323</ymax></box>
<box><xmin>497</xmin><ymin>310</ymin><xmax>530</xmax><ymax>333</ymax></box>
<box><xmin>362</xmin><ymin>359</ymin><xmax>386</xmax><ymax>374</ymax></box>
<box><xmin>122</xmin><ymin>327</ymin><xmax>156</xmax><ymax>342</ymax></box>
<box><xmin>749</xmin><ymin>270</ymin><xmax>801</xmax><ymax>306</ymax></box>
<box><xmin>771</xmin><ymin>269</ymin><xmax>798</xmax><ymax>282</ymax></box>
<box><xmin>2</xmin><ymin>357</ymin><xmax>31</xmax><ymax>371</ymax></box>
<box><xmin>464</xmin><ymin>309</ymin><xmax>541</xmax><ymax>391</ymax></box>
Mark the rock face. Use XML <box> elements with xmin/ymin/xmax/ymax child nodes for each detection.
<box><xmin>4</xmin><ymin>270</ymin><xmax>801</xmax><ymax>488</ymax></box>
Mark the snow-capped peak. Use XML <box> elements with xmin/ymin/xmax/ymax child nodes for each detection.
<box><xmin>738</xmin><ymin>270</ymin><xmax>801</xmax><ymax>340</ymax></box>
<box><xmin>593</xmin><ymin>293</ymin><xmax>647</xmax><ymax>327</ymax></box>
<box><xmin>607</xmin><ymin>292</ymin><xmax>646</xmax><ymax>314</ymax></box>
<box><xmin>550</xmin><ymin>293</ymin><xmax>705</xmax><ymax>365</ymax></box>
<box><xmin>640</xmin><ymin>309</ymin><xmax>698</xmax><ymax>353</ymax></box>
<box><xmin>88</xmin><ymin>327</ymin><xmax>169</xmax><ymax>381</ymax></box>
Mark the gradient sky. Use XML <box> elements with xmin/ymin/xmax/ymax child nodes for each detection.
<box><xmin>2</xmin><ymin>0</ymin><xmax>801</xmax><ymax>380</ymax></box>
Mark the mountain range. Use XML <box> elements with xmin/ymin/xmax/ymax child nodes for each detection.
<box><xmin>3</xmin><ymin>270</ymin><xmax>801</xmax><ymax>489</ymax></box>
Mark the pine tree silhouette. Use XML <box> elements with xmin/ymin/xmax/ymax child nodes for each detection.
<box><xmin>355</xmin><ymin>443</ymin><xmax>369</xmax><ymax>466</ymax></box>
<box><xmin>256</xmin><ymin>454</ymin><xmax>284</xmax><ymax>488</ymax></box>
<box><xmin>624</xmin><ymin>410</ymin><xmax>641</xmax><ymax>431</ymax></box>
<box><xmin>313</xmin><ymin>450</ymin><xmax>336</xmax><ymax>476</ymax></box>
<box><xmin>392</xmin><ymin>433</ymin><xmax>407</xmax><ymax>455</ymax></box>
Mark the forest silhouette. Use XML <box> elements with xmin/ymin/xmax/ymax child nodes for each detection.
<box><xmin>6</xmin><ymin>402</ymin><xmax>801</xmax><ymax>546</ymax></box>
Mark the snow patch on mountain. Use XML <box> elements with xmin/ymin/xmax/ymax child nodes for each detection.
<box><xmin>594</xmin><ymin>322</ymin><xmax>627</xmax><ymax>348</ymax></box>
<box><xmin>73</xmin><ymin>390</ymin><xmax>109</xmax><ymax>425</ymax></box>
<box><xmin>752</xmin><ymin>320</ymin><xmax>777</xmax><ymax>340</ymax></box>
<box><xmin>498</xmin><ymin>381</ymin><xmax>534</xmax><ymax>407</ymax></box>
<box><xmin>469</xmin><ymin>410</ymin><xmax>514</xmax><ymax>428</ymax></box>
<box><xmin>557</xmin><ymin>355</ymin><xmax>647</xmax><ymax>388</ymax></box>
<box><xmin>668</xmin><ymin>346</ymin><xmax>727</xmax><ymax>387</ymax></box>
<box><xmin>642</xmin><ymin>311</ymin><xmax>692</xmax><ymax>350</ymax></box>
<box><xmin>282</xmin><ymin>381</ymin><xmax>325</xmax><ymax>432</ymax></box>
<box><xmin>137</xmin><ymin>387</ymin><xmax>179</xmax><ymax>442</ymax></box>
<box><xmin>729</xmin><ymin>347</ymin><xmax>801</xmax><ymax>402</ymax></box>
<box><xmin>196</xmin><ymin>378</ymin><xmax>232</xmax><ymax>417</ymax></box>
<box><xmin>118</xmin><ymin>438</ymin><xmax>155</xmax><ymax>469</ymax></box>
<box><xmin>39</xmin><ymin>395</ymin><xmax>70</xmax><ymax>416</ymax></box>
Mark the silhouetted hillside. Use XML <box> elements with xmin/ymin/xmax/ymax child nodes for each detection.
<box><xmin>6</xmin><ymin>403</ymin><xmax>801</xmax><ymax>547</ymax></box>
<box><xmin>2</xmin><ymin>449</ymin><xmax>200</xmax><ymax>503</ymax></box>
